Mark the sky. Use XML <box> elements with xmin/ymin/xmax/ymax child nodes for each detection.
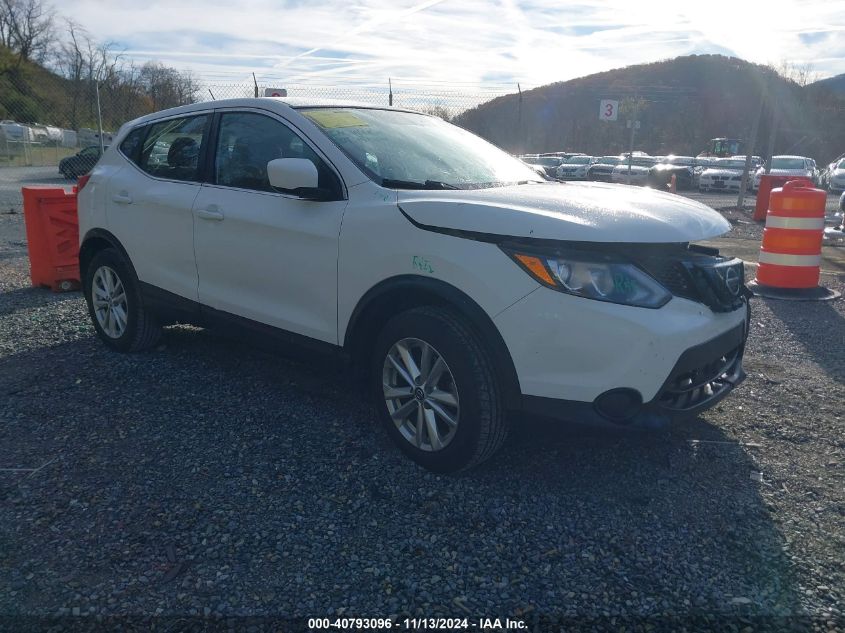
<box><xmin>65</xmin><ymin>0</ymin><xmax>845</xmax><ymax>91</ymax></box>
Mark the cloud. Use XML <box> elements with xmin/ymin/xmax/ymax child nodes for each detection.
<box><xmin>63</xmin><ymin>0</ymin><xmax>845</xmax><ymax>91</ymax></box>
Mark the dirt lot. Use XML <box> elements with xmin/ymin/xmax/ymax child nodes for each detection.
<box><xmin>0</xmin><ymin>176</ymin><xmax>843</xmax><ymax>631</ymax></box>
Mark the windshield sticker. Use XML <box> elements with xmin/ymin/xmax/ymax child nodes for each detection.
<box><xmin>305</xmin><ymin>110</ymin><xmax>368</xmax><ymax>129</ymax></box>
<box><xmin>412</xmin><ymin>256</ymin><xmax>434</xmax><ymax>274</ymax></box>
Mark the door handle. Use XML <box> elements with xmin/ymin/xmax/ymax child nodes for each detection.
<box><xmin>112</xmin><ymin>192</ymin><xmax>132</xmax><ymax>204</ymax></box>
<box><xmin>196</xmin><ymin>206</ymin><xmax>224</xmax><ymax>221</ymax></box>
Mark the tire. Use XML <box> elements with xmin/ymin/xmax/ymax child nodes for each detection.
<box><xmin>370</xmin><ymin>306</ymin><xmax>507</xmax><ymax>473</ymax></box>
<box><xmin>83</xmin><ymin>248</ymin><xmax>161</xmax><ymax>352</ymax></box>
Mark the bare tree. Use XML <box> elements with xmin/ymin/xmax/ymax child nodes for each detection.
<box><xmin>53</xmin><ymin>20</ymin><xmax>118</xmax><ymax>128</ymax></box>
<box><xmin>774</xmin><ymin>60</ymin><xmax>819</xmax><ymax>87</ymax></box>
<box><xmin>0</xmin><ymin>0</ymin><xmax>54</xmax><ymax>65</ymax></box>
<box><xmin>138</xmin><ymin>62</ymin><xmax>200</xmax><ymax>110</ymax></box>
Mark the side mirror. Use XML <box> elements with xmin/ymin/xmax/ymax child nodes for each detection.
<box><xmin>267</xmin><ymin>158</ymin><xmax>321</xmax><ymax>197</ymax></box>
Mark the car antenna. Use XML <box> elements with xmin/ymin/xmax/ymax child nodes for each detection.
<box><xmin>208</xmin><ymin>89</ymin><xmax>216</xmax><ymax>101</ymax></box>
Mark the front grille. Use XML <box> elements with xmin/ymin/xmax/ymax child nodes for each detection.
<box><xmin>638</xmin><ymin>257</ymin><xmax>697</xmax><ymax>299</ymax></box>
<box><xmin>634</xmin><ymin>249</ymin><xmax>747</xmax><ymax>313</ymax></box>
<box><xmin>658</xmin><ymin>344</ymin><xmax>743</xmax><ymax>411</ymax></box>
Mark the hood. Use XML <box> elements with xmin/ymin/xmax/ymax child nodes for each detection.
<box><xmin>397</xmin><ymin>181</ymin><xmax>730</xmax><ymax>243</ymax></box>
<box><xmin>612</xmin><ymin>165</ymin><xmax>650</xmax><ymax>173</ymax></box>
<box><xmin>653</xmin><ymin>164</ymin><xmax>693</xmax><ymax>173</ymax></box>
<box><xmin>768</xmin><ymin>168</ymin><xmax>811</xmax><ymax>176</ymax></box>
<box><xmin>702</xmin><ymin>168</ymin><xmax>742</xmax><ymax>177</ymax></box>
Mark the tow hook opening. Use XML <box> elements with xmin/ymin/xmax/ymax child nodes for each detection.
<box><xmin>594</xmin><ymin>388</ymin><xmax>643</xmax><ymax>423</ymax></box>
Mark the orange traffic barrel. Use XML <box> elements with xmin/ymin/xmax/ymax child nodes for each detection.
<box><xmin>753</xmin><ymin>174</ymin><xmax>812</xmax><ymax>221</ymax></box>
<box><xmin>21</xmin><ymin>187</ymin><xmax>80</xmax><ymax>292</ymax></box>
<box><xmin>748</xmin><ymin>180</ymin><xmax>839</xmax><ymax>301</ymax></box>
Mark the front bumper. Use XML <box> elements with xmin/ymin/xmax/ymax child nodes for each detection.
<box><xmin>496</xmin><ymin>285</ymin><xmax>750</xmax><ymax>426</ymax></box>
<box><xmin>520</xmin><ymin>313</ymin><xmax>748</xmax><ymax>428</ymax></box>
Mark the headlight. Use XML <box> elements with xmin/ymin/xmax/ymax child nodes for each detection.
<box><xmin>503</xmin><ymin>248</ymin><xmax>671</xmax><ymax>308</ymax></box>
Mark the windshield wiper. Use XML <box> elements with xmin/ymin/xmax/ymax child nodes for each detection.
<box><xmin>381</xmin><ymin>178</ymin><xmax>460</xmax><ymax>190</ymax></box>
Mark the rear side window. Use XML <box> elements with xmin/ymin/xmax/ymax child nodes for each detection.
<box><xmin>119</xmin><ymin>126</ymin><xmax>147</xmax><ymax>165</ymax></box>
<box><xmin>138</xmin><ymin>115</ymin><xmax>210</xmax><ymax>182</ymax></box>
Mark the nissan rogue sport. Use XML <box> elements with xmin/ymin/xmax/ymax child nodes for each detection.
<box><xmin>78</xmin><ymin>98</ymin><xmax>750</xmax><ymax>472</ymax></box>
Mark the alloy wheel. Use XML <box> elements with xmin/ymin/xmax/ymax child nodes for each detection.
<box><xmin>92</xmin><ymin>265</ymin><xmax>128</xmax><ymax>339</ymax></box>
<box><xmin>382</xmin><ymin>337</ymin><xmax>460</xmax><ymax>452</ymax></box>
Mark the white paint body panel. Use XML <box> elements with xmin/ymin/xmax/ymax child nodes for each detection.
<box><xmin>336</xmin><ymin>181</ymin><xmax>539</xmax><ymax>345</ymax></box>
<box><xmin>78</xmin><ymin>97</ymin><xmax>746</xmax><ymax>414</ymax></box>
<box><xmin>495</xmin><ymin>289</ymin><xmax>747</xmax><ymax>402</ymax></box>
<box><xmin>193</xmin><ymin>183</ymin><xmax>347</xmax><ymax>343</ymax></box>
<box><xmin>398</xmin><ymin>181</ymin><xmax>729</xmax><ymax>244</ymax></box>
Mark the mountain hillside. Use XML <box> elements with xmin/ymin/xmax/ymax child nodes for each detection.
<box><xmin>455</xmin><ymin>55</ymin><xmax>845</xmax><ymax>164</ymax></box>
<box><xmin>811</xmin><ymin>73</ymin><xmax>845</xmax><ymax>96</ymax></box>
<box><xmin>0</xmin><ymin>46</ymin><xmax>73</xmax><ymax>125</ymax></box>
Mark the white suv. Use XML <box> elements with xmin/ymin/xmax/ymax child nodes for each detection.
<box><xmin>78</xmin><ymin>98</ymin><xmax>750</xmax><ymax>472</ymax></box>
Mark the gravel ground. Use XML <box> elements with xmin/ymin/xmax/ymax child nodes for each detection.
<box><xmin>0</xmin><ymin>174</ymin><xmax>844</xmax><ymax>631</ymax></box>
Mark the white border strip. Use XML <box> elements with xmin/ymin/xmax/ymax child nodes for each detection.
<box><xmin>764</xmin><ymin>216</ymin><xmax>825</xmax><ymax>230</ymax></box>
<box><xmin>758</xmin><ymin>252</ymin><xmax>821</xmax><ymax>267</ymax></box>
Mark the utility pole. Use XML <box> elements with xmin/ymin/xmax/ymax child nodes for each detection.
<box><xmin>95</xmin><ymin>81</ymin><xmax>105</xmax><ymax>154</ymax></box>
<box><xmin>626</xmin><ymin>98</ymin><xmax>640</xmax><ymax>185</ymax></box>
<box><xmin>252</xmin><ymin>73</ymin><xmax>259</xmax><ymax>98</ymax></box>
<box><xmin>389</xmin><ymin>78</ymin><xmax>393</xmax><ymax>106</ymax></box>
<box><xmin>517</xmin><ymin>83</ymin><xmax>523</xmax><ymax>156</ymax></box>
<box><xmin>737</xmin><ymin>90</ymin><xmax>765</xmax><ymax>208</ymax></box>
<box><xmin>764</xmin><ymin>104</ymin><xmax>778</xmax><ymax>174</ymax></box>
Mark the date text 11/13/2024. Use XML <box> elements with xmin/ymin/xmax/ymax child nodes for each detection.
<box><xmin>307</xmin><ymin>617</ymin><xmax>527</xmax><ymax>630</ymax></box>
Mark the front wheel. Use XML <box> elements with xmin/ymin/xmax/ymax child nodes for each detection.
<box><xmin>370</xmin><ymin>307</ymin><xmax>507</xmax><ymax>473</ymax></box>
<box><xmin>83</xmin><ymin>248</ymin><xmax>161</xmax><ymax>352</ymax></box>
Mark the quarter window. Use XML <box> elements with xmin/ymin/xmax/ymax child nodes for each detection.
<box><xmin>119</xmin><ymin>126</ymin><xmax>147</xmax><ymax>165</ymax></box>
<box><xmin>138</xmin><ymin>115</ymin><xmax>209</xmax><ymax>182</ymax></box>
<box><xmin>214</xmin><ymin>112</ymin><xmax>338</xmax><ymax>195</ymax></box>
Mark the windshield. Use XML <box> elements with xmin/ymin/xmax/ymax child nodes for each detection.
<box><xmin>713</xmin><ymin>159</ymin><xmax>746</xmax><ymax>169</ymax></box>
<box><xmin>300</xmin><ymin>108</ymin><xmax>542</xmax><ymax>189</ymax></box>
<box><xmin>771</xmin><ymin>157</ymin><xmax>806</xmax><ymax>170</ymax></box>
<box><xmin>535</xmin><ymin>157</ymin><xmax>562</xmax><ymax>167</ymax></box>
<box><xmin>597</xmin><ymin>156</ymin><xmax>621</xmax><ymax>165</ymax></box>
<box><xmin>566</xmin><ymin>156</ymin><xmax>591</xmax><ymax>164</ymax></box>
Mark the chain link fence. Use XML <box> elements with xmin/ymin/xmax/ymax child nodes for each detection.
<box><xmin>0</xmin><ymin>75</ymin><xmax>510</xmax><ymax>168</ymax></box>
<box><xmin>2</xmin><ymin>68</ymin><xmax>843</xmax><ymax>216</ymax></box>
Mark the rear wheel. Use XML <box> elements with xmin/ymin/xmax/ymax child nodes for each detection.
<box><xmin>83</xmin><ymin>248</ymin><xmax>161</xmax><ymax>352</ymax></box>
<box><xmin>370</xmin><ymin>307</ymin><xmax>507</xmax><ymax>473</ymax></box>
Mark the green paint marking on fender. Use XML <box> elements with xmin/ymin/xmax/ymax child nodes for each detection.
<box><xmin>412</xmin><ymin>255</ymin><xmax>434</xmax><ymax>274</ymax></box>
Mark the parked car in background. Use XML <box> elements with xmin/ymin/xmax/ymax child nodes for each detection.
<box><xmin>0</xmin><ymin>120</ymin><xmax>34</xmax><ymax>142</ymax></box>
<box><xmin>555</xmin><ymin>155</ymin><xmax>594</xmax><ymax>180</ymax></box>
<box><xmin>59</xmin><ymin>145</ymin><xmax>107</xmax><ymax>179</ymax></box>
<box><xmin>30</xmin><ymin>124</ymin><xmax>63</xmax><ymax>143</ymax></box>
<box><xmin>648</xmin><ymin>155</ymin><xmax>699</xmax><ymax>190</ymax></box>
<box><xmin>752</xmin><ymin>155</ymin><xmax>819</xmax><ymax>190</ymax></box>
<box><xmin>611</xmin><ymin>156</ymin><xmax>658</xmax><ymax>186</ymax></box>
<box><xmin>587</xmin><ymin>156</ymin><xmax>622</xmax><ymax>182</ymax></box>
<box><xmin>532</xmin><ymin>155</ymin><xmax>565</xmax><ymax>178</ymax></box>
<box><xmin>518</xmin><ymin>156</ymin><xmax>551</xmax><ymax>179</ymax></box>
<box><xmin>730</xmin><ymin>155</ymin><xmax>763</xmax><ymax>168</ymax></box>
<box><xmin>540</xmin><ymin>152</ymin><xmax>586</xmax><ymax>160</ymax></box>
<box><xmin>77</xmin><ymin>98</ymin><xmax>749</xmax><ymax>472</ymax></box>
<box><xmin>699</xmin><ymin>158</ymin><xmax>748</xmax><ymax>193</ymax></box>
<box><xmin>825</xmin><ymin>158</ymin><xmax>845</xmax><ymax>193</ymax></box>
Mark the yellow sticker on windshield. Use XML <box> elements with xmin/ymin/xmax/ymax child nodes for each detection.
<box><xmin>305</xmin><ymin>110</ymin><xmax>368</xmax><ymax>129</ymax></box>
